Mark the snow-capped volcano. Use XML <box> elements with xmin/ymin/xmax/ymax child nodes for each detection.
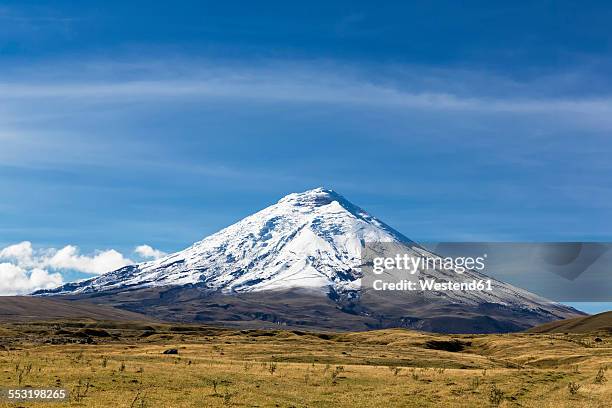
<box><xmin>38</xmin><ymin>188</ymin><xmax>410</xmax><ymax>295</ymax></box>
<box><xmin>35</xmin><ymin>188</ymin><xmax>579</xmax><ymax>328</ymax></box>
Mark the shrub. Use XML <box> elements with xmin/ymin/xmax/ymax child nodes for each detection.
<box><xmin>594</xmin><ymin>367</ymin><xmax>607</xmax><ymax>384</ymax></box>
<box><xmin>16</xmin><ymin>362</ymin><xmax>33</xmax><ymax>386</ymax></box>
<box><xmin>471</xmin><ymin>376</ymin><xmax>480</xmax><ymax>390</ymax></box>
<box><xmin>211</xmin><ymin>378</ymin><xmax>219</xmax><ymax>395</ymax></box>
<box><xmin>222</xmin><ymin>391</ymin><xmax>234</xmax><ymax>406</ymax></box>
<box><xmin>567</xmin><ymin>382</ymin><xmax>581</xmax><ymax>395</ymax></box>
<box><xmin>388</xmin><ymin>366</ymin><xmax>402</xmax><ymax>376</ymax></box>
<box><xmin>331</xmin><ymin>366</ymin><xmax>344</xmax><ymax>384</ymax></box>
<box><xmin>488</xmin><ymin>385</ymin><xmax>504</xmax><ymax>406</ymax></box>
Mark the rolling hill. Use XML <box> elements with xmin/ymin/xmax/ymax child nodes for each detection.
<box><xmin>527</xmin><ymin>310</ymin><xmax>612</xmax><ymax>333</ymax></box>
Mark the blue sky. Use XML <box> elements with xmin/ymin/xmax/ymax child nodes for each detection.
<box><xmin>1</xmin><ymin>2</ymin><xmax>611</xmax><ymax>309</ymax></box>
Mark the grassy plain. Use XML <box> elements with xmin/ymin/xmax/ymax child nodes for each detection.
<box><xmin>0</xmin><ymin>321</ymin><xmax>610</xmax><ymax>407</ymax></box>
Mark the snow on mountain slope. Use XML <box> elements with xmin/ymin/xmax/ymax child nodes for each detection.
<box><xmin>34</xmin><ymin>188</ymin><xmax>574</xmax><ymax>317</ymax></box>
<box><xmin>39</xmin><ymin>188</ymin><xmax>406</xmax><ymax>294</ymax></box>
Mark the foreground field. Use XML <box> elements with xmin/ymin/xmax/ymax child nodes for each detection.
<box><xmin>0</xmin><ymin>321</ymin><xmax>610</xmax><ymax>407</ymax></box>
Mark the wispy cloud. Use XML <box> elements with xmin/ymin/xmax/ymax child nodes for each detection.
<box><xmin>1</xmin><ymin>71</ymin><xmax>611</xmax><ymax>119</ymax></box>
<box><xmin>0</xmin><ymin>5</ymin><xmax>79</xmax><ymax>24</ymax></box>
<box><xmin>1</xmin><ymin>59</ymin><xmax>612</xmax><ymax>118</ymax></box>
<box><xmin>1</xmin><ymin>57</ymin><xmax>611</xmax><ymax>245</ymax></box>
<box><xmin>2</xmin><ymin>59</ymin><xmax>610</xmax><ymax>195</ymax></box>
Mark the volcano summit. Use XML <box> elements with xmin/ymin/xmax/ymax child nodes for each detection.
<box><xmin>34</xmin><ymin>188</ymin><xmax>582</xmax><ymax>333</ymax></box>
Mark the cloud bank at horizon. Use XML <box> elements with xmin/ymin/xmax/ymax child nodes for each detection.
<box><xmin>0</xmin><ymin>241</ymin><xmax>166</xmax><ymax>295</ymax></box>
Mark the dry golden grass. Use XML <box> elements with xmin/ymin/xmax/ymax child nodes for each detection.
<box><xmin>0</xmin><ymin>322</ymin><xmax>610</xmax><ymax>407</ymax></box>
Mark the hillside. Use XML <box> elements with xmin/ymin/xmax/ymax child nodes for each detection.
<box><xmin>0</xmin><ymin>296</ymin><xmax>152</xmax><ymax>322</ymax></box>
<box><xmin>527</xmin><ymin>310</ymin><xmax>612</xmax><ymax>333</ymax></box>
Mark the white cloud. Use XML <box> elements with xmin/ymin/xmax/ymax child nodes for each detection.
<box><xmin>134</xmin><ymin>244</ymin><xmax>166</xmax><ymax>260</ymax></box>
<box><xmin>46</xmin><ymin>245</ymin><xmax>133</xmax><ymax>275</ymax></box>
<box><xmin>0</xmin><ymin>241</ymin><xmax>34</xmax><ymax>265</ymax></box>
<box><xmin>0</xmin><ymin>241</ymin><xmax>134</xmax><ymax>275</ymax></box>
<box><xmin>0</xmin><ymin>241</ymin><xmax>152</xmax><ymax>295</ymax></box>
<box><xmin>0</xmin><ymin>263</ymin><xmax>62</xmax><ymax>295</ymax></box>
